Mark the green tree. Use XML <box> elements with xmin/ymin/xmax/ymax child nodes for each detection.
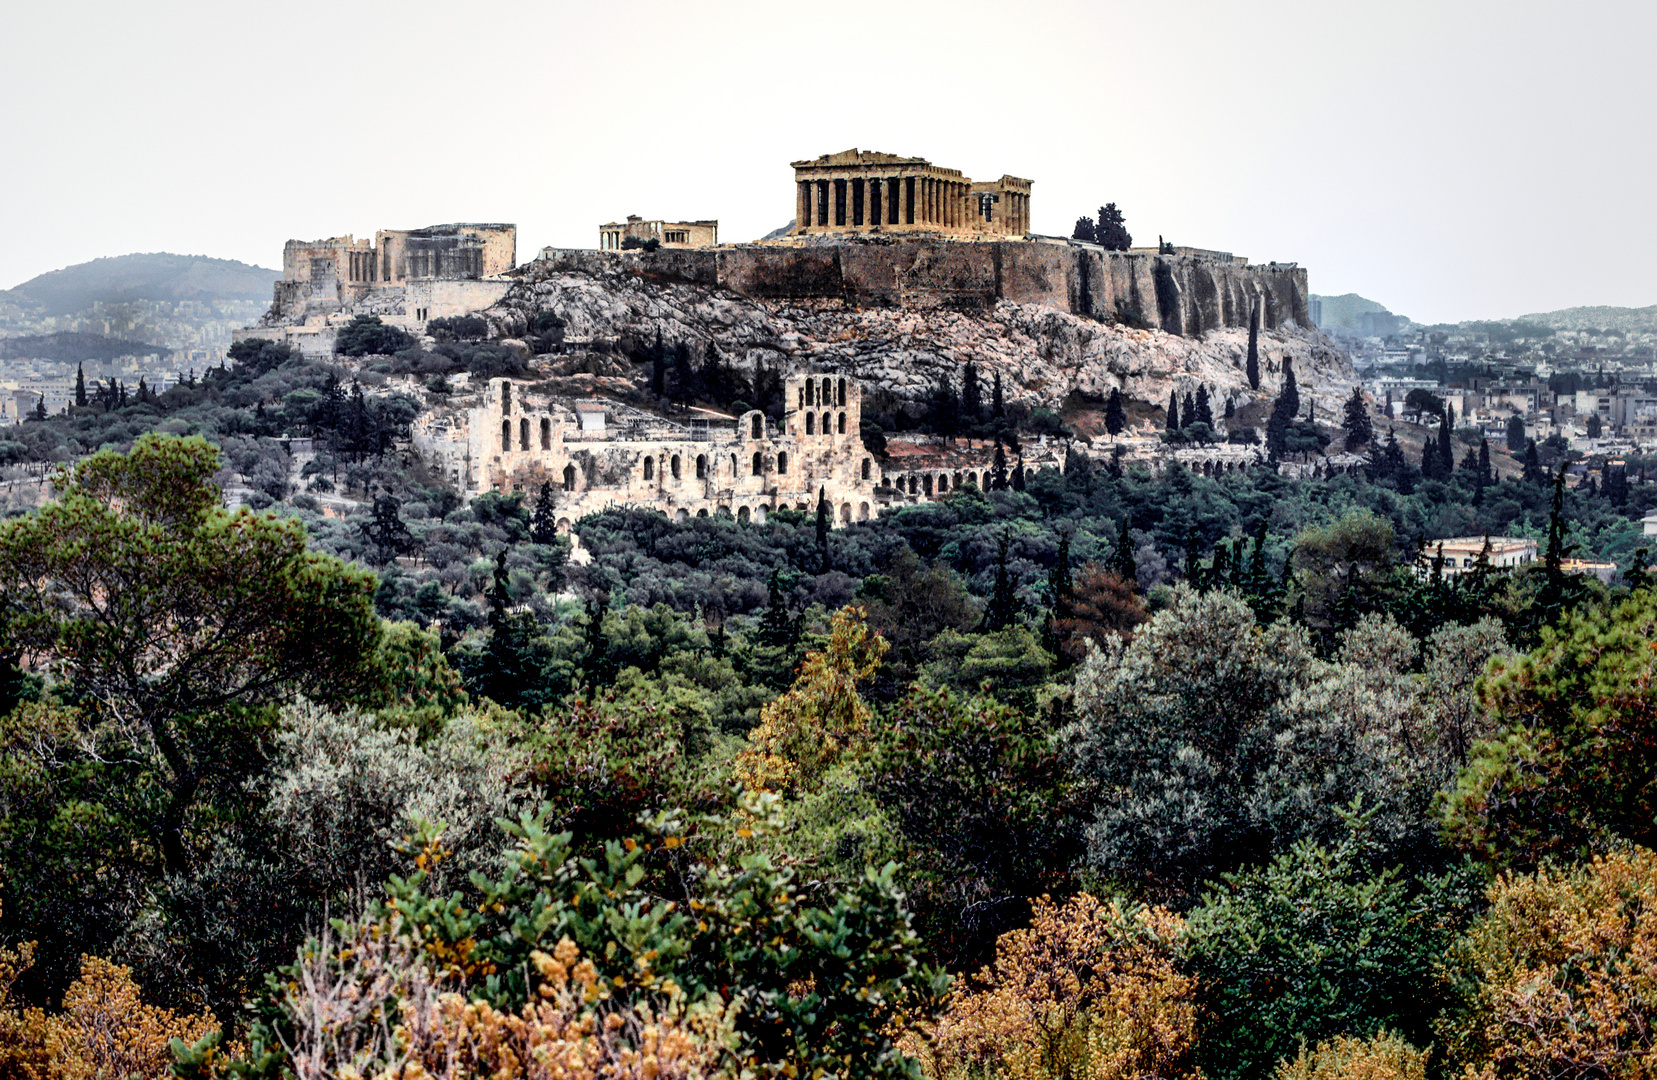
<box><xmin>73</xmin><ymin>363</ymin><xmax>86</xmax><ymax>408</ymax></box>
<box><xmin>333</xmin><ymin>314</ymin><xmax>412</xmax><ymax>357</ymax></box>
<box><xmin>1246</xmin><ymin>299</ymin><xmax>1261</xmax><ymax>391</ymax></box>
<box><xmin>1342</xmin><ymin>386</ymin><xmax>1373</xmax><ymax>451</ymax></box>
<box><xmin>1167</xmin><ymin>389</ymin><xmax>1182</xmax><ymax>431</ymax></box>
<box><xmin>1096</xmin><ymin>202</ymin><xmax>1132</xmax><ymax>250</ymax></box>
<box><xmin>1444</xmin><ymin>588</ymin><xmax>1657</xmax><ymax>867</ymax></box>
<box><xmin>1187</xmin><ymin>805</ymin><xmax>1477</xmax><ymax>1080</ymax></box>
<box><xmin>0</xmin><ymin>435</ymin><xmax>381</xmax><ymax>879</ymax></box>
<box><xmin>1105</xmin><ymin>387</ymin><xmax>1126</xmax><ymax>436</ymax></box>
<box><xmin>1505</xmin><ymin>413</ymin><xmax>1526</xmax><ymax>452</ymax></box>
<box><xmin>962</xmin><ymin>361</ymin><xmax>983</xmax><ymax>424</ymax></box>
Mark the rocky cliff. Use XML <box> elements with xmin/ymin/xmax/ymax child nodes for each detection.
<box><xmin>486</xmin><ymin>259</ymin><xmax>1356</xmax><ymax>432</ymax></box>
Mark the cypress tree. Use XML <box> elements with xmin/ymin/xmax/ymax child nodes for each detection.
<box><xmin>1522</xmin><ymin>439</ymin><xmax>1544</xmax><ymax>485</ymax></box>
<box><xmin>1012</xmin><ymin>454</ymin><xmax>1026</xmax><ymax>491</ymax></box>
<box><xmin>991</xmin><ymin>371</ymin><xmax>1005</xmax><ymax>419</ymax></box>
<box><xmin>74</xmin><ymin>363</ymin><xmax>87</xmax><ymax>408</ymax></box>
<box><xmin>1195</xmin><ymin>385</ymin><xmax>1214</xmax><ymax>427</ymax></box>
<box><xmin>1167</xmin><ymin>390</ymin><xmax>1181</xmax><ymax>431</ymax></box>
<box><xmin>531</xmin><ymin>482</ymin><xmax>558</xmax><ymax>544</ymax></box>
<box><xmin>991</xmin><ymin>438</ymin><xmax>1009</xmax><ymax>490</ymax></box>
<box><xmin>1421</xmin><ymin>438</ymin><xmax>1441</xmax><ymax>480</ymax></box>
<box><xmin>1478</xmin><ymin>438</ymin><xmax>1491</xmax><ymax>484</ymax></box>
<box><xmin>1506</xmin><ymin>414</ymin><xmax>1526</xmax><ymax>452</ymax></box>
<box><xmin>962</xmin><ymin>361</ymin><xmax>983</xmax><ymax>424</ymax></box>
<box><xmin>1105</xmin><ymin>388</ymin><xmax>1126</xmax><ymax>436</ymax></box>
<box><xmin>1049</xmin><ymin>528</ymin><xmax>1074</xmax><ymax>622</ymax></box>
<box><xmin>1111</xmin><ymin>516</ymin><xmax>1137</xmax><ymax>585</ymax></box>
<box><xmin>1439</xmin><ymin>403</ymin><xmax>1455</xmax><ymax>473</ymax></box>
<box><xmin>1182</xmin><ymin>391</ymin><xmax>1197</xmax><ymax>429</ymax></box>
<box><xmin>1223</xmin><ymin>396</ymin><xmax>1235</xmax><ymax>420</ymax></box>
<box><xmin>1246</xmin><ymin>298</ymin><xmax>1261</xmax><ymax>391</ymax></box>
<box><xmin>1342</xmin><ymin>386</ymin><xmax>1373</xmax><ymax>451</ymax></box>
<box><xmin>1280</xmin><ymin>358</ymin><xmax>1299</xmax><ymax>418</ymax></box>
<box><xmin>815</xmin><ymin>485</ymin><xmax>831</xmax><ymax>572</ymax></box>
<box><xmin>982</xmin><ymin>531</ymin><xmax>1019</xmax><ymax>632</ymax></box>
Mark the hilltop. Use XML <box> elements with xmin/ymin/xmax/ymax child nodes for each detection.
<box><xmin>0</xmin><ymin>331</ymin><xmax>171</xmax><ymax>362</ymax></box>
<box><xmin>2</xmin><ymin>252</ymin><xmax>278</xmax><ymax>316</ymax></box>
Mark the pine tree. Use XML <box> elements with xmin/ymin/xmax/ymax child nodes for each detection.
<box><xmin>1072</xmin><ymin>215</ymin><xmax>1096</xmax><ymax>242</ymax></box>
<box><xmin>1537</xmin><ymin>463</ymin><xmax>1575</xmax><ymax>624</ymax></box>
<box><xmin>991</xmin><ymin>371</ymin><xmax>1005</xmax><ymax>419</ymax></box>
<box><xmin>1342</xmin><ymin>386</ymin><xmax>1373</xmax><ymax>451</ymax></box>
<box><xmin>1246</xmin><ymin>299</ymin><xmax>1261</xmax><ymax>391</ymax></box>
<box><xmin>1167</xmin><ymin>390</ymin><xmax>1181</xmax><ymax>431</ymax></box>
<box><xmin>74</xmin><ymin>363</ymin><xmax>87</xmax><ymax>408</ymax></box>
<box><xmin>1195</xmin><ymin>385</ymin><xmax>1214</xmax><ymax>427</ymax></box>
<box><xmin>1104</xmin><ymin>387</ymin><xmax>1126</xmax><ymax>436</ymax></box>
<box><xmin>961</xmin><ymin>361</ymin><xmax>983</xmax><ymax>424</ymax></box>
<box><xmin>1096</xmin><ymin>203</ymin><xmax>1132</xmax><ymax>251</ymax></box>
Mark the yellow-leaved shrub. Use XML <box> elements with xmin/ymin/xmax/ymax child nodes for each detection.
<box><xmin>1442</xmin><ymin>847</ymin><xmax>1657</xmax><ymax>1080</ymax></box>
<box><xmin>1275</xmin><ymin>1033</ymin><xmax>1429</xmax><ymax>1080</ymax></box>
<box><xmin>734</xmin><ymin>605</ymin><xmax>887</xmax><ymax>794</ymax></box>
<box><xmin>922</xmin><ymin>893</ymin><xmax>1200</xmax><ymax>1080</ymax></box>
<box><xmin>0</xmin><ymin>944</ymin><xmax>215</xmax><ymax>1080</ymax></box>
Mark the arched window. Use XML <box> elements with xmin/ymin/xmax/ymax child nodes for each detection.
<box><xmin>805</xmin><ymin>380</ymin><xmax>815</xmax><ymax>407</ymax></box>
<box><xmin>805</xmin><ymin>413</ymin><xmax>815</xmax><ymax>435</ymax></box>
<box><xmin>738</xmin><ymin>506</ymin><xmax>750</xmax><ymax>522</ymax></box>
<box><xmin>909</xmin><ymin>475</ymin><xmax>919</xmax><ymax>494</ymax></box>
<box><xmin>540</xmin><ymin>417</ymin><xmax>551</xmax><ymax>450</ymax></box>
<box><xmin>671</xmin><ymin>454</ymin><xmax>681</xmax><ymax>479</ymax></box>
<box><xmin>821</xmin><ymin>377</ymin><xmax>832</xmax><ymax>403</ymax></box>
<box><xmin>563</xmin><ymin>463</ymin><xmax>576</xmax><ymax>491</ymax></box>
<box><xmin>752</xmin><ymin>451</ymin><xmax>763</xmax><ymax>475</ymax></box>
<box><xmin>777</xmin><ymin>451</ymin><xmax>788</xmax><ymax>473</ymax></box>
<box><xmin>923</xmin><ymin>474</ymin><xmax>933</xmax><ymax>496</ymax></box>
<box><xmin>861</xmin><ymin>458</ymin><xmax>871</xmax><ymax>480</ymax></box>
<box><xmin>938</xmin><ymin>473</ymin><xmax>949</xmax><ymax>492</ymax></box>
<box><xmin>520</xmin><ymin>418</ymin><xmax>529</xmax><ymax>451</ymax></box>
<box><xmin>838</xmin><ymin>378</ymin><xmax>847</xmax><ymax>406</ymax></box>
<box><xmin>838</xmin><ymin>412</ymin><xmax>846</xmax><ymax>434</ymax></box>
<box><xmin>858</xmin><ymin>501</ymin><xmax>869</xmax><ymax>520</ymax></box>
<box><xmin>821</xmin><ymin>412</ymin><xmax>831</xmax><ymax>436</ymax></box>
<box><xmin>643</xmin><ymin>456</ymin><xmax>654</xmax><ymax>480</ymax></box>
<box><xmin>501</xmin><ymin>381</ymin><xmax>512</xmax><ymax>413</ymax></box>
<box><xmin>501</xmin><ymin>420</ymin><xmax>510</xmax><ymax>451</ymax></box>
<box><xmin>968</xmin><ymin>472</ymin><xmax>979</xmax><ymax>488</ymax></box>
<box><xmin>751</xmin><ymin>414</ymin><xmax>762</xmax><ymax>439</ymax></box>
<box><xmin>840</xmin><ymin>503</ymin><xmax>851</xmax><ymax>523</ymax></box>
<box><xmin>696</xmin><ymin>454</ymin><xmax>707</xmax><ymax>479</ymax></box>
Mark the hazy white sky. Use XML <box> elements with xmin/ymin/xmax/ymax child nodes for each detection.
<box><xmin>2</xmin><ymin>0</ymin><xmax>1652</xmax><ymax>323</ymax></box>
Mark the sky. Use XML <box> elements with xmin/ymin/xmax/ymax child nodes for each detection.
<box><xmin>1</xmin><ymin>0</ymin><xmax>1653</xmax><ymax>324</ymax></box>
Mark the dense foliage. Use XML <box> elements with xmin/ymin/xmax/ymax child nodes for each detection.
<box><xmin>3</xmin><ymin>378</ymin><xmax>1657</xmax><ymax>1080</ymax></box>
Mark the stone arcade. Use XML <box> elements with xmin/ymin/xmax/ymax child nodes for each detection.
<box><xmin>413</xmin><ymin>374</ymin><xmax>1063</xmax><ymax>530</ymax></box>
<box><xmin>789</xmin><ymin>149</ymin><xmax>1031</xmax><ymax>239</ymax></box>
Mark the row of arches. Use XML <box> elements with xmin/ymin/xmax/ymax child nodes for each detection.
<box><xmin>802</xmin><ymin>376</ymin><xmax>847</xmax><ymax>408</ymax></box>
<box><xmin>802</xmin><ymin>411</ymin><xmax>847</xmax><ymax>436</ymax></box>
<box><xmin>502</xmin><ymin>416</ymin><xmax>556</xmax><ymax>453</ymax></box>
<box><xmin>880</xmin><ymin>467</ymin><xmax>1034</xmax><ymax>497</ymax></box>
<box><xmin>664</xmin><ymin>500</ymin><xmax>873</xmax><ymax>525</ymax></box>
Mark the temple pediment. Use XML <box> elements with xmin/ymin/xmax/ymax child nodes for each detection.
<box><xmin>790</xmin><ymin>148</ymin><xmax>929</xmax><ymax>167</ymax></box>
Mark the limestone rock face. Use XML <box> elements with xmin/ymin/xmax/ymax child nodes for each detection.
<box><xmin>488</xmin><ymin>265</ymin><xmax>1356</xmax><ymax>427</ymax></box>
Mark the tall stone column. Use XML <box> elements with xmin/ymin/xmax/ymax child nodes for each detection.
<box><xmin>798</xmin><ymin>181</ymin><xmax>810</xmax><ymax>231</ymax></box>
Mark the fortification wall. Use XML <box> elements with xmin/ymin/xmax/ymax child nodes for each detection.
<box><xmin>526</xmin><ymin>241</ymin><xmax>1309</xmax><ymax>334</ymax></box>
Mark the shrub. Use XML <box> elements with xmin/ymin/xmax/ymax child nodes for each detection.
<box><xmin>334</xmin><ymin>315</ymin><xmax>413</xmax><ymax>357</ymax></box>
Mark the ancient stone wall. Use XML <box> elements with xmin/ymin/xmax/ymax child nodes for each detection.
<box><xmin>414</xmin><ymin>374</ymin><xmax>1043</xmax><ymax>524</ymax></box>
<box><xmin>525</xmin><ymin>241</ymin><xmax>1308</xmax><ymax>333</ymax></box>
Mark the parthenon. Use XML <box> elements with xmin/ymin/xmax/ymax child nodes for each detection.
<box><xmin>788</xmin><ymin>149</ymin><xmax>1031</xmax><ymax>239</ymax></box>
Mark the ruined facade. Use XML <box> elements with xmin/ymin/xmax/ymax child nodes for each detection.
<box><xmin>247</xmin><ymin>223</ymin><xmax>519</xmax><ymax>353</ymax></box>
<box><xmin>599</xmin><ymin>216</ymin><xmax>719</xmax><ymax>250</ymax></box>
<box><xmin>788</xmin><ymin>149</ymin><xmax>1031</xmax><ymax>239</ymax></box>
<box><xmin>412</xmin><ymin>374</ymin><xmax>1060</xmax><ymax>528</ymax></box>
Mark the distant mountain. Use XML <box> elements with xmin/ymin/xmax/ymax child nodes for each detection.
<box><xmin>1311</xmin><ymin>293</ymin><xmax>1401</xmax><ymax>332</ymax></box>
<box><xmin>1516</xmin><ymin>304</ymin><xmax>1657</xmax><ymax>334</ymax></box>
<box><xmin>2</xmin><ymin>253</ymin><xmax>279</xmax><ymax>316</ymax></box>
<box><xmin>758</xmin><ymin>220</ymin><xmax>795</xmax><ymax>242</ymax></box>
<box><xmin>0</xmin><ymin>331</ymin><xmax>171</xmax><ymax>362</ymax></box>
